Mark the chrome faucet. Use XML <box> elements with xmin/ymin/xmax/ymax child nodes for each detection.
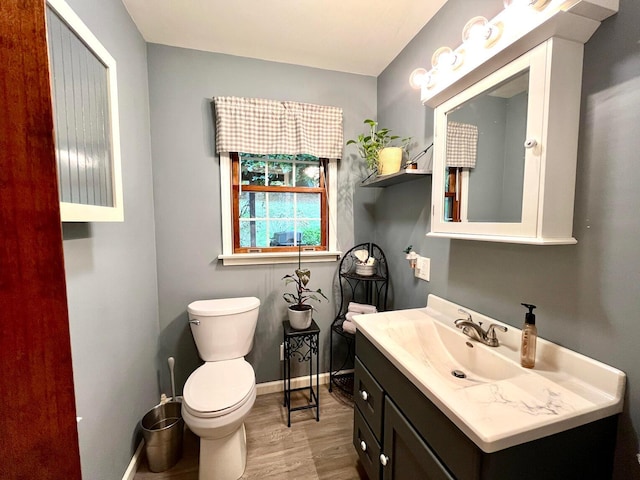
<box><xmin>454</xmin><ymin>309</ymin><xmax>507</xmax><ymax>347</ymax></box>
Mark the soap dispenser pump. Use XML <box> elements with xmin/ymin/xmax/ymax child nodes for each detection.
<box><xmin>520</xmin><ymin>303</ymin><xmax>537</xmax><ymax>368</ymax></box>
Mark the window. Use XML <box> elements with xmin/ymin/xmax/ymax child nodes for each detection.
<box><xmin>232</xmin><ymin>153</ymin><xmax>327</xmax><ymax>253</ymax></box>
<box><xmin>444</xmin><ymin>167</ymin><xmax>462</xmax><ymax>222</ymax></box>
<box><xmin>219</xmin><ymin>153</ymin><xmax>339</xmax><ymax>265</ymax></box>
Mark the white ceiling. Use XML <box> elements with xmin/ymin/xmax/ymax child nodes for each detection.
<box><xmin>121</xmin><ymin>0</ymin><xmax>449</xmax><ymax>76</ymax></box>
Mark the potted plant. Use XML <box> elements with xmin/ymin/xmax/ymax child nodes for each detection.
<box><xmin>283</xmin><ymin>253</ymin><xmax>328</xmax><ymax>330</ymax></box>
<box><xmin>346</xmin><ymin>119</ymin><xmax>411</xmax><ymax>175</ymax></box>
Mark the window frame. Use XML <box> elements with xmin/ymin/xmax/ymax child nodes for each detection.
<box><xmin>218</xmin><ymin>152</ymin><xmax>340</xmax><ymax>266</ymax></box>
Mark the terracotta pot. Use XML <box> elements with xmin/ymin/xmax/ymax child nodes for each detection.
<box><xmin>378</xmin><ymin>147</ymin><xmax>403</xmax><ymax>175</ymax></box>
<box><xmin>287</xmin><ymin>304</ymin><xmax>313</xmax><ymax>330</ymax></box>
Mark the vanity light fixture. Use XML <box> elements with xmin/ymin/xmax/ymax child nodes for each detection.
<box><xmin>412</xmin><ymin>0</ymin><xmax>618</xmax><ymax>107</ymax></box>
<box><xmin>408</xmin><ymin>0</ymin><xmax>558</xmax><ymax>101</ymax></box>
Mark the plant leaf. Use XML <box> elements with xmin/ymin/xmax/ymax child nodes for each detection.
<box><xmin>296</xmin><ymin>268</ymin><xmax>310</xmax><ymax>286</ymax></box>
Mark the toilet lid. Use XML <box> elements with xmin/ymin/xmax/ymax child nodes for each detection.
<box><xmin>187</xmin><ymin>297</ymin><xmax>260</xmax><ymax>317</ymax></box>
<box><xmin>183</xmin><ymin>359</ymin><xmax>255</xmax><ymax>414</ymax></box>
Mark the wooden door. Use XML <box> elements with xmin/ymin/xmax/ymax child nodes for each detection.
<box><xmin>0</xmin><ymin>1</ymin><xmax>82</xmax><ymax>478</ymax></box>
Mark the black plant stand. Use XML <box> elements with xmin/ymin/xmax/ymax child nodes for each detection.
<box><xmin>282</xmin><ymin>319</ymin><xmax>320</xmax><ymax>427</ymax></box>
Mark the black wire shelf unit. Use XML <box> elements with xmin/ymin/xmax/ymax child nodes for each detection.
<box><xmin>329</xmin><ymin>242</ymin><xmax>388</xmax><ymax>395</ymax></box>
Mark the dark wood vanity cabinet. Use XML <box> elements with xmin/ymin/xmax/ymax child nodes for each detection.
<box><xmin>353</xmin><ymin>331</ymin><xmax>618</xmax><ymax>480</ymax></box>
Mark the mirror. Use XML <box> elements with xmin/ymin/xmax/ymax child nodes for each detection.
<box><xmin>443</xmin><ymin>69</ymin><xmax>529</xmax><ymax>224</ymax></box>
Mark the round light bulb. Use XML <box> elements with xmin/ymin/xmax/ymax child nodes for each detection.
<box><xmin>409</xmin><ymin>68</ymin><xmax>428</xmax><ymax>89</ymax></box>
<box><xmin>462</xmin><ymin>16</ymin><xmax>490</xmax><ymax>44</ymax></box>
<box><xmin>462</xmin><ymin>16</ymin><xmax>501</xmax><ymax>48</ymax></box>
<box><xmin>431</xmin><ymin>47</ymin><xmax>461</xmax><ymax>70</ymax></box>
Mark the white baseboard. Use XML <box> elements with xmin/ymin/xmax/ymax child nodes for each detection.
<box><xmin>122</xmin><ymin>440</ymin><xmax>144</xmax><ymax>480</ymax></box>
<box><xmin>122</xmin><ymin>370</ymin><xmax>354</xmax><ymax>479</ymax></box>
<box><xmin>255</xmin><ymin>369</ymin><xmax>353</xmax><ymax>396</ymax></box>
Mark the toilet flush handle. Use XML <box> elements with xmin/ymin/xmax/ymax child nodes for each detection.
<box><xmin>189</xmin><ymin>319</ymin><xmax>200</xmax><ymax>326</ymax></box>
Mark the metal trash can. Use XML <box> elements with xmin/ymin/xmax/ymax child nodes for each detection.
<box><xmin>141</xmin><ymin>401</ymin><xmax>184</xmax><ymax>472</ymax></box>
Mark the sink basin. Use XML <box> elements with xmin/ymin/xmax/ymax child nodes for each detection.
<box><xmin>352</xmin><ymin>294</ymin><xmax>626</xmax><ymax>452</ymax></box>
<box><xmin>385</xmin><ymin>313</ymin><xmax>524</xmax><ymax>383</ymax></box>
<box><xmin>365</xmin><ymin>307</ymin><xmax>525</xmax><ymax>385</ymax></box>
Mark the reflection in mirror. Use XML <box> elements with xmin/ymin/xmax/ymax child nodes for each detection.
<box><xmin>444</xmin><ymin>69</ymin><xmax>529</xmax><ymax>223</ymax></box>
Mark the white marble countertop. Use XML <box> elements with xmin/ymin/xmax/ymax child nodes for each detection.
<box><xmin>352</xmin><ymin>295</ymin><xmax>626</xmax><ymax>453</ymax></box>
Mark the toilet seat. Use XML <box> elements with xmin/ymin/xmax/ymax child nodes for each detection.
<box><xmin>183</xmin><ymin>358</ymin><xmax>255</xmax><ymax>419</ymax></box>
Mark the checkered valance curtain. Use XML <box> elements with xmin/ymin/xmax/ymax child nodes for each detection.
<box><xmin>213</xmin><ymin>96</ymin><xmax>343</xmax><ymax>159</ymax></box>
<box><xmin>446</xmin><ymin>121</ymin><xmax>478</xmax><ymax>168</ymax></box>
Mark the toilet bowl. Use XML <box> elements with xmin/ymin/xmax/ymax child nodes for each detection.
<box><xmin>183</xmin><ymin>297</ymin><xmax>260</xmax><ymax>480</ymax></box>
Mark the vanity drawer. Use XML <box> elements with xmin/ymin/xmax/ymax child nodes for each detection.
<box><xmin>354</xmin><ymin>357</ymin><xmax>385</xmax><ymax>439</ymax></box>
<box><xmin>353</xmin><ymin>406</ymin><xmax>381</xmax><ymax>480</ymax></box>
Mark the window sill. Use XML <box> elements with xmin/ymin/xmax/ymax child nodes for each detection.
<box><xmin>218</xmin><ymin>250</ymin><xmax>342</xmax><ymax>266</ymax></box>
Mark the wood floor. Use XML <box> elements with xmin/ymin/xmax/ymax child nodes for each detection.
<box><xmin>134</xmin><ymin>385</ymin><xmax>367</xmax><ymax>480</ymax></box>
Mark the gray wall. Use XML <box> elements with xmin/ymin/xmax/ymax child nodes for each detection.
<box><xmin>59</xmin><ymin>0</ymin><xmax>159</xmax><ymax>478</ymax></box>
<box><xmin>377</xmin><ymin>0</ymin><xmax>640</xmax><ymax>477</ymax></box>
<box><xmin>450</xmin><ymin>92</ymin><xmax>527</xmax><ymax>223</ymax></box>
<box><xmin>146</xmin><ymin>44</ymin><xmax>377</xmax><ymax>390</ymax></box>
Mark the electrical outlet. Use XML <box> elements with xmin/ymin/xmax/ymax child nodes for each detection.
<box><xmin>280</xmin><ymin>343</ymin><xmax>284</xmax><ymax>361</ymax></box>
<box><xmin>415</xmin><ymin>256</ymin><xmax>430</xmax><ymax>281</ymax></box>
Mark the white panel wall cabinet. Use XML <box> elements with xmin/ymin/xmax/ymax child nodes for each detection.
<box><xmin>46</xmin><ymin>0</ymin><xmax>123</xmax><ymax>222</ymax></box>
<box><xmin>429</xmin><ymin>38</ymin><xmax>582</xmax><ymax>245</ymax></box>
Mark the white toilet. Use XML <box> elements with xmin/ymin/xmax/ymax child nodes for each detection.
<box><xmin>182</xmin><ymin>297</ymin><xmax>260</xmax><ymax>480</ymax></box>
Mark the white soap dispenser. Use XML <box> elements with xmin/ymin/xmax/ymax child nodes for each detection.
<box><xmin>520</xmin><ymin>303</ymin><xmax>537</xmax><ymax>369</ymax></box>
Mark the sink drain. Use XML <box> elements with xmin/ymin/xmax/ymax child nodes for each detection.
<box><xmin>451</xmin><ymin>369</ymin><xmax>467</xmax><ymax>379</ymax></box>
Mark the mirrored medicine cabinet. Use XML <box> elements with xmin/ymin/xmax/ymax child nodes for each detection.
<box><xmin>429</xmin><ymin>37</ymin><xmax>584</xmax><ymax>245</ymax></box>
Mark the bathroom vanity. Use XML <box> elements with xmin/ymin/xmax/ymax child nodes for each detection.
<box><xmin>352</xmin><ymin>296</ymin><xmax>625</xmax><ymax>480</ymax></box>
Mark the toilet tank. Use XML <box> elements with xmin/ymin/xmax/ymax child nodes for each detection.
<box><xmin>187</xmin><ymin>297</ymin><xmax>260</xmax><ymax>361</ymax></box>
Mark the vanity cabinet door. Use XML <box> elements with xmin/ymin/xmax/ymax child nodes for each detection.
<box><xmin>381</xmin><ymin>398</ymin><xmax>455</xmax><ymax>480</ymax></box>
<box><xmin>353</xmin><ymin>407</ymin><xmax>382</xmax><ymax>480</ymax></box>
<box><xmin>354</xmin><ymin>357</ymin><xmax>385</xmax><ymax>439</ymax></box>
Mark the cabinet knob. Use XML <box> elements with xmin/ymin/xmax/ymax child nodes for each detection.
<box><xmin>379</xmin><ymin>454</ymin><xmax>389</xmax><ymax>466</ymax></box>
<box><xmin>360</xmin><ymin>440</ymin><xmax>367</xmax><ymax>452</ymax></box>
<box><xmin>524</xmin><ymin>138</ymin><xmax>537</xmax><ymax>149</ymax></box>
<box><xmin>359</xmin><ymin>390</ymin><xmax>369</xmax><ymax>401</ymax></box>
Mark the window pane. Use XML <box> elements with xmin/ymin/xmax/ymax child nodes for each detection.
<box><xmin>296</xmin><ymin>193</ymin><xmax>320</xmax><ymax>218</ymax></box>
<box><xmin>445</xmin><ymin>197</ymin><xmax>452</xmax><ymax>221</ymax></box>
<box><xmin>239</xmin><ymin>191</ymin><xmax>266</xmax><ymax>218</ymax></box>
<box><xmin>241</xmin><ymin>158</ymin><xmax>265</xmax><ymax>185</ymax></box>
<box><xmin>269</xmin><ymin>192</ymin><xmax>295</xmax><ymax>218</ymax></box>
<box><xmin>269</xmin><ymin>221</ymin><xmax>297</xmax><ymax>246</ymax></box>
<box><xmin>299</xmin><ymin>220</ymin><xmax>321</xmax><ymax>246</ymax></box>
<box><xmin>239</xmin><ymin>219</ymin><xmax>267</xmax><ymax>247</ymax></box>
<box><xmin>295</xmin><ymin>163</ymin><xmax>320</xmax><ymax>187</ymax></box>
<box><xmin>267</xmin><ymin>161</ymin><xmax>293</xmax><ymax>186</ymax></box>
